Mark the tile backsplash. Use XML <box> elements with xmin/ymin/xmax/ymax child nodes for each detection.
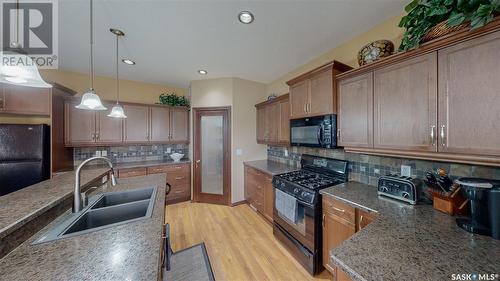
<box><xmin>268</xmin><ymin>146</ymin><xmax>500</xmax><ymax>186</ymax></box>
<box><xmin>74</xmin><ymin>144</ymin><xmax>189</xmax><ymax>167</ymax></box>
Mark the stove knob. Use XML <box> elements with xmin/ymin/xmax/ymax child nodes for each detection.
<box><xmin>402</xmin><ymin>192</ymin><xmax>410</xmax><ymax>199</ymax></box>
<box><xmin>380</xmin><ymin>186</ymin><xmax>389</xmax><ymax>192</ymax></box>
<box><xmin>293</xmin><ymin>188</ymin><xmax>299</xmax><ymax>194</ymax></box>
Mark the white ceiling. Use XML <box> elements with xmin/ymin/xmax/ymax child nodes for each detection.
<box><xmin>58</xmin><ymin>0</ymin><xmax>406</xmax><ymax>88</ymax></box>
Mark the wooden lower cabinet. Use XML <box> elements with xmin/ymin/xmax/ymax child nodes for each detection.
<box><xmin>244</xmin><ymin>165</ymin><xmax>274</xmax><ymax>222</ymax></box>
<box><xmin>116</xmin><ymin>162</ymin><xmax>191</xmax><ymax>205</ymax></box>
<box><xmin>322</xmin><ymin>195</ymin><xmax>378</xmax><ymax>281</ymax></box>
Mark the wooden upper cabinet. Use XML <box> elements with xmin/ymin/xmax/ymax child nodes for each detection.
<box><xmin>170</xmin><ymin>107</ymin><xmax>189</xmax><ymax>143</ymax></box>
<box><xmin>256</xmin><ymin>106</ymin><xmax>267</xmax><ymax>142</ymax></box>
<box><xmin>255</xmin><ymin>94</ymin><xmax>290</xmax><ymax>145</ymax></box>
<box><xmin>289</xmin><ymin>80</ymin><xmax>309</xmax><ymax>119</ymax></box>
<box><xmin>64</xmin><ymin>101</ymin><xmax>96</xmax><ymax>145</ymax></box>
<box><xmin>337</xmin><ymin>72</ymin><xmax>373</xmax><ymax>148</ymax></box>
<box><xmin>309</xmin><ymin>68</ymin><xmax>334</xmax><ymax>116</ymax></box>
<box><xmin>150</xmin><ymin>106</ymin><xmax>170</xmax><ymax>142</ymax></box>
<box><xmin>123</xmin><ymin>104</ymin><xmax>150</xmax><ymax>143</ymax></box>
<box><xmin>1</xmin><ymin>85</ymin><xmax>51</xmax><ymax>115</ymax></box>
<box><xmin>438</xmin><ymin>31</ymin><xmax>500</xmax><ymax>156</ymax></box>
<box><xmin>373</xmin><ymin>53</ymin><xmax>438</xmax><ymax>152</ymax></box>
<box><xmin>96</xmin><ymin>104</ymin><xmax>123</xmax><ymax>144</ymax></box>
<box><xmin>278</xmin><ymin>98</ymin><xmax>290</xmax><ymax>143</ymax></box>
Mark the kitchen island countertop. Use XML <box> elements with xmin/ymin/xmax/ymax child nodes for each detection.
<box><xmin>320</xmin><ymin>182</ymin><xmax>500</xmax><ymax>281</ymax></box>
<box><xmin>0</xmin><ymin>173</ymin><xmax>166</xmax><ymax>281</ymax></box>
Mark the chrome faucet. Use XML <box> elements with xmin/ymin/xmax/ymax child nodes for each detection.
<box><xmin>73</xmin><ymin>156</ymin><xmax>117</xmax><ymax>213</ymax></box>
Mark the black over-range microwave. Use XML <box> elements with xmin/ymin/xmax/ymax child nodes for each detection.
<box><xmin>290</xmin><ymin>114</ymin><xmax>337</xmax><ymax>148</ymax></box>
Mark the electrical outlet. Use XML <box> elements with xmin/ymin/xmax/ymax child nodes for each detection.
<box><xmin>401</xmin><ymin>165</ymin><xmax>412</xmax><ymax>177</ymax></box>
<box><xmin>95</xmin><ymin>151</ymin><xmax>101</xmax><ymax>157</ymax></box>
<box><xmin>374</xmin><ymin>168</ymin><xmax>380</xmax><ymax>174</ymax></box>
<box><xmin>360</xmin><ymin>166</ymin><xmax>366</xmax><ymax>172</ymax></box>
<box><xmin>284</xmin><ymin>149</ymin><xmax>289</xmax><ymax>157</ymax></box>
<box><xmin>166</xmin><ymin>147</ymin><xmax>172</xmax><ymax>153</ymax></box>
<box><xmin>236</xmin><ymin>149</ymin><xmax>243</xmax><ymax>156</ymax></box>
<box><xmin>101</xmin><ymin>150</ymin><xmax>107</xmax><ymax>157</ymax></box>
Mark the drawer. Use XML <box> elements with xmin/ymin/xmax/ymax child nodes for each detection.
<box><xmin>166</xmin><ymin>172</ymin><xmax>190</xmax><ymax>185</ymax></box>
<box><xmin>323</xmin><ymin>196</ymin><xmax>355</xmax><ymax>224</ymax></box>
<box><xmin>147</xmin><ymin>166</ymin><xmax>170</xmax><ymax>174</ymax></box>
<box><xmin>118</xmin><ymin>167</ymin><xmax>147</xmax><ymax>178</ymax></box>
<box><xmin>165</xmin><ymin>163</ymin><xmax>190</xmax><ymax>174</ymax></box>
<box><xmin>167</xmin><ymin>184</ymin><xmax>190</xmax><ymax>199</ymax></box>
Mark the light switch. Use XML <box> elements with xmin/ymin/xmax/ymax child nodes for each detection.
<box><xmin>166</xmin><ymin>147</ymin><xmax>172</xmax><ymax>153</ymax></box>
<box><xmin>284</xmin><ymin>149</ymin><xmax>289</xmax><ymax>157</ymax></box>
<box><xmin>236</xmin><ymin>149</ymin><xmax>243</xmax><ymax>156</ymax></box>
<box><xmin>101</xmin><ymin>150</ymin><xmax>107</xmax><ymax>157</ymax></box>
<box><xmin>95</xmin><ymin>151</ymin><xmax>101</xmax><ymax>157</ymax></box>
<box><xmin>401</xmin><ymin>165</ymin><xmax>411</xmax><ymax>177</ymax></box>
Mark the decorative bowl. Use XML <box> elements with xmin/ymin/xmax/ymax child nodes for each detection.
<box><xmin>170</xmin><ymin>153</ymin><xmax>184</xmax><ymax>162</ymax></box>
<box><xmin>357</xmin><ymin>40</ymin><xmax>394</xmax><ymax>66</ymax></box>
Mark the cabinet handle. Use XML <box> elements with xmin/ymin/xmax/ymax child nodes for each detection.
<box><xmin>175</xmin><ymin>177</ymin><xmax>184</xmax><ymax>180</ymax></box>
<box><xmin>337</xmin><ymin>129</ymin><xmax>341</xmax><ymax>141</ymax></box>
<box><xmin>303</xmin><ymin>103</ymin><xmax>307</xmax><ymax>113</ymax></box>
<box><xmin>332</xmin><ymin>206</ymin><xmax>345</xmax><ymax>213</ymax></box>
<box><xmin>430</xmin><ymin>125</ymin><xmax>436</xmax><ymax>146</ymax></box>
<box><xmin>440</xmin><ymin>125</ymin><xmax>446</xmax><ymax>147</ymax></box>
<box><xmin>307</xmin><ymin>103</ymin><xmax>310</xmax><ymax>113</ymax></box>
<box><xmin>359</xmin><ymin>215</ymin><xmax>364</xmax><ymax>229</ymax></box>
<box><xmin>322</xmin><ymin>214</ymin><xmax>325</xmax><ymax>228</ymax></box>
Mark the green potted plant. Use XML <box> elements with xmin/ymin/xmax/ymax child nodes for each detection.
<box><xmin>158</xmin><ymin>93</ymin><xmax>190</xmax><ymax>108</ymax></box>
<box><xmin>399</xmin><ymin>0</ymin><xmax>500</xmax><ymax>51</ymax></box>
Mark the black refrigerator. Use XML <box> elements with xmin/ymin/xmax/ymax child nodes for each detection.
<box><xmin>0</xmin><ymin>124</ymin><xmax>50</xmax><ymax>196</ymax></box>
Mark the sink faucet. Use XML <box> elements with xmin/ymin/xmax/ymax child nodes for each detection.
<box><xmin>73</xmin><ymin>156</ymin><xmax>117</xmax><ymax>213</ymax></box>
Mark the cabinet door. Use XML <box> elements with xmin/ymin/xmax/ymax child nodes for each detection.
<box><xmin>278</xmin><ymin>98</ymin><xmax>290</xmax><ymax>143</ymax></box>
<box><xmin>322</xmin><ymin>199</ymin><xmax>355</xmax><ymax>274</ymax></box>
<box><xmin>263</xmin><ymin>175</ymin><xmax>274</xmax><ymax>222</ymax></box>
<box><xmin>289</xmin><ymin>80</ymin><xmax>309</xmax><ymax>119</ymax></box>
<box><xmin>150</xmin><ymin>106</ymin><xmax>171</xmax><ymax>142</ymax></box>
<box><xmin>96</xmin><ymin>104</ymin><xmax>123</xmax><ymax>144</ymax></box>
<box><xmin>337</xmin><ymin>73</ymin><xmax>373</xmax><ymax>148</ymax></box>
<box><xmin>309</xmin><ymin>68</ymin><xmax>334</xmax><ymax>116</ymax></box>
<box><xmin>244</xmin><ymin>166</ymin><xmax>253</xmax><ymax>204</ymax></box>
<box><xmin>438</xmin><ymin>31</ymin><xmax>500</xmax><ymax>156</ymax></box>
<box><xmin>373</xmin><ymin>53</ymin><xmax>438</xmax><ymax>152</ymax></box>
<box><xmin>64</xmin><ymin>101</ymin><xmax>96</xmax><ymax>145</ymax></box>
<box><xmin>256</xmin><ymin>106</ymin><xmax>266</xmax><ymax>142</ymax></box>
<box><xmin>170</xmin><ymin>107</ymin><xmax>189</xmax><ymax>142</ymax></box>
<box><xmin>2</xmin><ymin>85</ymin><xmax>51</xmax><ymax>115</ymax></box>
<box><xmin>123</xmin><ymin>105</ymin><xmax>150</xmax><ymax>143</ymax></box>
<box><xmin>266</xmin><ymin>103</ymin><xmax>279</xmax><ymax>142</ymax></box>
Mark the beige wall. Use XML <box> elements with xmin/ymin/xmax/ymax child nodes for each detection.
<box><xmin>0</xmin><ymin>69</ymin><xmax>187</xmax><ymax>125</ymax></box>
<box><xmin>266</xmin><ymin>14</ymin><xmax>404</xmax><ymax>95</ymax></box>
<box><xmin>190</xmin><ymin>77</ymin><xmax>268</xmax><ymax>203</ymax></box>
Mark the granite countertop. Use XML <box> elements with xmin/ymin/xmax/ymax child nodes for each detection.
<box><xmin>0</xmin><ymin>168</ymin><xmax>110</xmax><ymax>239</ymax></box>
<box><xmin>114</xmin><ymin>159</ymin><xmax>191</xmax><ymax>170</ymax></box>
<box><xmin>244</xmin><ymin>160</ymin><xmax>298</xmax><ymax>175</ymax></box>
<box><xmin>320</xmin><ymin>182</ymin><xmax>500</xmax><ymax>281</ymax></box>
<box><xmin>0</xmin><ymin>174</ymin><xmax>166</xmax><ymax>281</ymax></box>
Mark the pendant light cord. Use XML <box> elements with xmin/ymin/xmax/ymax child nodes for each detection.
<box><xmin>90</xmin><ymin>0</ymin><xmax>94</xmax><ymax>90</ymax></box>
<box><xmin>116</xmin><ymin>34</ymin><xmax>120</xmax><ymax>104</ymax></box>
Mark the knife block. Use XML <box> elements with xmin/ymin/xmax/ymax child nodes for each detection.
<box><xmin>429</xmin><ymin>186</ymin><xmax>469</xmax><ymax>216</ymax></box>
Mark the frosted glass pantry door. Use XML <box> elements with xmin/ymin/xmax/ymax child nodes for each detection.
<box><xmin>200</xmin><ymin>115</ymin><xmax>224</xmax><ymax>195</ymax></box>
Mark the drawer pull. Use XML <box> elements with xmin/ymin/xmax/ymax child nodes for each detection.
<box><xmin>332</xmin><ymin>206</ymin><xmax>345</xmax><ymax>213</ymax></box>
<box><xmin>174</xmin><ymin>190</ymin><xmax>183</xmax><ymax>194</ymax></box>
<box><xmin>175</xmin><ymin>177</ymin><xmax>184</xmax><ymax>180</ymax></box>
<box><xmin>174</xmin><ymin>166</ymin><xmax>182</xmax><ymax>169</ymax></box>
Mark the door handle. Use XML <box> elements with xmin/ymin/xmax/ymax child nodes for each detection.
<box><xmin>322</xmin><ymin>214</ymin><xmax>325</xmax><ymax>228</ymax></box>
<box><xmin>317</xmin><ymin>125</ymin><xmax>324</xmax><ymax>146</ymax></box>
<box><xmin>195</xmin><ymin>160</ymin><xmax>201</xmax><ymax>168</ymax></box>
<box><xmin>440</xmin><ymin>125</ymin><xmax>446</xmax><ymax>147</ymax></box>
<box><xmin>430</xmin><ymin>125</ymin><xmax>436</xmax><ymax>146</ymax></box>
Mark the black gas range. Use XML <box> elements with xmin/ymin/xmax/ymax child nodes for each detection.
<box><xmin>272</xmin><ymin>154</ymin><xmax>348</xmax><ymax>275</ymax></box>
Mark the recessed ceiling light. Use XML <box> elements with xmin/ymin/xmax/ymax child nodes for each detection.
<box><xmin>238</xmin><ymin>11</ymin><xmax>254</xmax><ymax>24</ymax></box>
<box><xmin>198</xmin><ymin>70</ymin><xmax>208</xmax><ymax>75</ymax></box>
<box><xmin>122</xmin><ymin>59</ymin><xmax>136</xmax><ymax>65</ymax></box>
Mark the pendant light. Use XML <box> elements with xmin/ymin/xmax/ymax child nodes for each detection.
<box><xmin>76</xmin><ymin>0</ymin><xmax>106</xmax><ymax>110</ymax></box>
<box><xmin>0</xmin><ymin>0</ymin><xmax>51</xmax><ymax>88</ymax></box>
<box><xmin>107</xmin><ymin>28</ymin><xmax>127</xmax><ymax>118</ymax></box>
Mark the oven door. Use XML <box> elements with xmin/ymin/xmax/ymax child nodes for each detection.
<box><xmin>273</xmin><ymin>189</ymin><xmax>316</xmax><ymax>252</ymax></box>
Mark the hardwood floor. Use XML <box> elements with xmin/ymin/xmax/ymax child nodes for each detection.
<box><xmin>166</xmin><ymin>202</ymin><xmax>331</xmax><ymax>281</ymax></box>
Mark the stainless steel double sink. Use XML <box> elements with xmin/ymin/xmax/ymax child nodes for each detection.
<box><xmin>33</xmin><ymin>186</ymin><xmax>157</xmax><ymax>244</ymax></box>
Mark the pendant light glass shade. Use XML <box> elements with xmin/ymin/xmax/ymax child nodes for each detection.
<box><xmin>76</xmin><ymin>89</ymin><xmax>107</xmax><ymax>110</ymax></box>
<box><xmin>0</xmin><ymin>51</ymin><xmax>52</xmax><ymax>88</ymax></box>
<box><xmin>107</xmin><ymin>103</ymin><xmax>127</xmax><ymax>118</ymax></box>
